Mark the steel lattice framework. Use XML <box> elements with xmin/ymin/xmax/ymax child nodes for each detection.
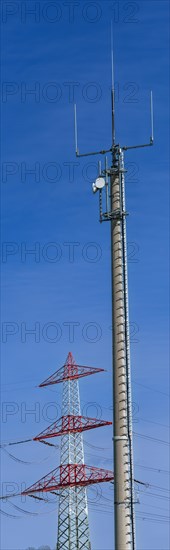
<box><xmin>57</xmin><ymin>356</ymin><xmax>91</xmax><ymax>550</ymax></box>
<box><xmin>21</xmin><ymin>352</ymin><xmax>113</xmax><ymax>550</ymax></box>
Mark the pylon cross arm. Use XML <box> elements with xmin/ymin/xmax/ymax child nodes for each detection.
<box><xmin>33</xmin><ymin>415</ymin><xmax>112</xmax><ymax>441</ymax></box>
<box><xmin>21</xmin><ymin>464</ymin><xmax>114</xmax><ymax>495</ymax></box>
<box><xmin>39</xmin><ymin>352</ymin><xmax>105</xmax><ymax>387</ymax></box>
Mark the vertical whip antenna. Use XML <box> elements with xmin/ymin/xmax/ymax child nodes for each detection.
<box><xmin>111</xmin><ymin>22</ymin><xmax>115</xmax><ymax>147</ymax></box>
<box><xmin>111</xmin><ymin>22</ymin><xmax>114</xmax><ymax>91</ymax></box>
<box><xmin>150</xmin><ymin>90</ymin><xmax>154</xmax><ymax>143</ymax></box>
<box><xmin>74</xmin><ymin>103</ymin><xmax>78</xmax><ymax>155</ymax></box>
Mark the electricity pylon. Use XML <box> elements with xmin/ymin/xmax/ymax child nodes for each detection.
<box><xmin>22</xmin><ymin>352</ymin><xmax>113</xmax><ymax>549</ymax></box>
<box><xmin>56</xmin><ymin>352</ymin><xmax>92</xmax><ymax>550</ymax></box>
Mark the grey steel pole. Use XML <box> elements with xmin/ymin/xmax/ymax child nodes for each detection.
<box><xmin>74</xmin><ymin>68</ymin><xmax>153</xmax><ymax>550</ymax></box>
<box><xmin>110</xmin><ymin>147</ymin><xmax>133</xmax><ymax>550</ymax></box>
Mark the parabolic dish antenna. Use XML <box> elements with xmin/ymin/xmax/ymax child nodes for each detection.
<box><xmin>92</xmin><ymin>177</ymin><xmax>105</xmax><ymax>193</ymax></box>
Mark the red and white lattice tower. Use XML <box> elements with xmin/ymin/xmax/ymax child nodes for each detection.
<box><xmin>22</xmin><ymin>352</ymin><xmax>113</xmax><ymax>549</ymax></box>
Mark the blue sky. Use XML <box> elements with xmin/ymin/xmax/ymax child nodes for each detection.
<box><xmin>0</xmin><ymin>1</ymin><xmax>169</xmax><ymax>549</ymax></box>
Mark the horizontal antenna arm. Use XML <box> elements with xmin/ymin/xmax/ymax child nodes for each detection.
<box><xmin>122</xmin><ymin>141</ymin><xmax>153</xmax><ymax>151</ymax></box>
<box><xmin>76</xmin><ymin>148</ymin><xmax>112</xmax><ymax>158</ymax></box>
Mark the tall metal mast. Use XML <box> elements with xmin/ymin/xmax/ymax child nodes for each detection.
<box><xmin>74</xmin><ymin>38</ymin><xmax>154</xmax><ymax>549</ymax></box>
<box><xmin>110</xmin><ymin>60</ymin><xmax>135</xmax><ymax>547</ymax></box>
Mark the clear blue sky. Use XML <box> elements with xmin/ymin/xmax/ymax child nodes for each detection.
<box><xmin>1</xmin><ymin>1</ymin><xmax>169</xmax><ymax>549</ymax></box>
